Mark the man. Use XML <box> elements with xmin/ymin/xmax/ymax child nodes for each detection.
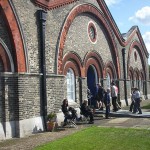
<box><xmin>81</xmin><ymin>100</ymin><xmax>94</xmax><ymax>124</ymax></box>
<box><xmin>133</xmin><ymin>87</ymin><xmax>142</xmax><ymax>114</ymax></box>
<box><xmin>104</xmin><ymin>88</ymin><xmax>111</xmax><ymax>119</ymax></box>
<box><xmin>111</xmin><ymin>81</ymin><xmax>118</xmax><ymax>112</ymax></box>
<box><xmin>96</xmin><ymin>83</ymin><xmax>104</xmax><ymax>110</ymax></box>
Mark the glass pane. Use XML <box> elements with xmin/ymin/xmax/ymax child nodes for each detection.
<box><xmin>67</xmin><ymin>68</ymin><xmax>75</xmax><ymax>101</ymax></box>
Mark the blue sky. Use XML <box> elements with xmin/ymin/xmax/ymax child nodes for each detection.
<box><xmin>104</xmin><ymin>0</ymin><xmax>150</xmax><ymax>64</ymax></box>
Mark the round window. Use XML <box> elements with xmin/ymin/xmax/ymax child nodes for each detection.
<box><xmin>88</xmin><ymin>22</ymin><xmax>97</xmax><ymax>43</ymax></box>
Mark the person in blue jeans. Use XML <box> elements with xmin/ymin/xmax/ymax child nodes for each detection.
<box><xmin>104</xmin><ymin>88</ymin><xmax>111</xmax><ymax>119</ymax></box>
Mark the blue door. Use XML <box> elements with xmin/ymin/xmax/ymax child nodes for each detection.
<box><xmin>87</xmin><ymin>65</ymin><xmax>97</xmax><ymax>107</ymax></box>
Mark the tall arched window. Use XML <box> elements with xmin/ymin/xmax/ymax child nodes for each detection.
<box><xmin>106</xmin><ymin>73</ymin><xmax>111</xmax><ymax>89</ymax></box>
<box><xmin>67</xmin><ymin>68</ymin><xmax>75</xmax><ymax>101</ymax></box>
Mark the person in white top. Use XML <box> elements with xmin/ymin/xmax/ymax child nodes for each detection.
<box><xmin>133</xmin><ymin>87</ymin><xmax>142</xmax><ymax>114</ymax></box>
<box><xmin>111</xmin><ymin>81</ymin><xmax>118</xmax><ymax>112</ymax></box>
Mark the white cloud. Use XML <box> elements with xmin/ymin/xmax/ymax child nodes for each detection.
<box><xmin>129</xmin><ymin>6</ymin><xmax>150</xmax><ymax>25</ymax></box>
<box><xmin>142</xmin><ymin>32</ymin><xmax>150</xmax><ymax>64</ymax></box>
<box><xmin>104</xmin><ymin>0</ymin><xmax>121</xmax><ymax>6</ymax></box>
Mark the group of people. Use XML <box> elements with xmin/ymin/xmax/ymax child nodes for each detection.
<box><xmin>61</xmin><ymin>98</ymin><xmax>94</xmax><ymax>126</ymax></box>
<box><xmin>129</xmin><ymin>87</ymin><xmax>142</xmax><ymax>114</ymax></box>
<box><xmin>95</xmin><ymin>82</ymin><xmax>120</xmax><ymax>117</ymax></box>
<box><xmin>61</xmin><ymin>82</ymin><xmax>143</xmax><ymax>127</ymax></box>
<box><xmin>61</xmin><ymin>81</ymin><xmax>121</xmax><ymax>126</ymax></box>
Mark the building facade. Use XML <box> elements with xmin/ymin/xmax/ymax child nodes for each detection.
<box><xmin>0</xmin><ymin>0</ymin><xmax>149</xmax><ymax>140</ymax></box>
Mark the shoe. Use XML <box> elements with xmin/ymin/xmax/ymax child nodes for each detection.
<box><xmin>138</xmin><ymin>112</ymin><xmax>142</xmax><ymax>114</ymax></box>
<box><xmin>62</xmin><ymin>122</ymin><xmax>67</xmax><ymax>127</ymax></box>
<box><xmin>105</xmin><ymin>117</ymin><xmax>110</xmax><ymax>119</ymax></box>
<box><xmin>99</xmin><ymin>107</ymin><xmax>103</xmax><ymax>110</ymax></box>
<box><xmin>88</xmin><ymin>121</ymin><xmax>94</xmax><ymax>124</ymax></box>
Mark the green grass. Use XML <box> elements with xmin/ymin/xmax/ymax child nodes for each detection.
<box><xmin>141</xmin><ymin>104</ymin><xmax>150</xmax><ymax>109</ymax></box>
<box><xmin>34</xmin><ymin>126</ymin><xmax>150</xmax><ymax>150</ymax></box>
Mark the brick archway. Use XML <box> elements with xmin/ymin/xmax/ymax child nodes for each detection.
<box><xmin>57</xmin><ymin>3</ymin><xmax>120</xmax><ymax>78</ymax></box>
<box><xmin>104</xmin><ymin>61</ymin><xmax>116</xmax><ymax>79</ymax></box>
<box><xmin>0</xmin><ymin>0</ymin><xmax>26</xmax><ymax>72</ymax></box>
<box><xmin>62</xmin><ymin>52</ymin><xmax>82</xmax><ymax>76</ymax></box>
<box><xmin>127</xmin><ymin>40</ymin><xmax>146</xmax><ymax>79</ymax></box>
<box><xmin>0</xmin><ymin>43</ymin><xmax>11</xmax><ymax>72</ymax></box>
<box><xmin>83</xmin><ymin>51</ymin><xmax>104</xmax><ymax>78</ymax></box>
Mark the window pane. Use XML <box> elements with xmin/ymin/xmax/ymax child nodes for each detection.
<box><xmin>67</xmin><ymin>68</ymin><xmax>75</xmax><ymax>101</ymax></box>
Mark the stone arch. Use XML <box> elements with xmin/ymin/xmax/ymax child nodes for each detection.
<box><xmin>0</xmin><ymin>39</ymin><xmax>14</xmax><ymax>72</ymax></box>
<box><xmin>62</xmin><ymin>52</ymin><xmax>82</xmax><ymax>76</ymax></box>
<box><xmin>104</xmin><ymin>61</ymin><xmax>117</xmax><ymax>79</ymax></box>
<box><xmin>83</xmin><ymin>51</ymin><xmax>104</xmax><ymax>78</ymax></box>
<box><xmin>57</xmin><ymin>3</ymin><xmax>120</xmax><ymax>78</ymax></box>
<box><xmin>0</xmin><ymin>0</ymin><xmax>26</xmax><ymax>72</ymax></box>
<box><xmin>127</xmin><ymin>40</ymin><xmax>146</xmax><ymax>79</ymax></box>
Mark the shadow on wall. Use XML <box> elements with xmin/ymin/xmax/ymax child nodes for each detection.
<box><xmin>32</xmin><ymin>125</ymin><xmax>42</xmax><ymax>134</ymax></box>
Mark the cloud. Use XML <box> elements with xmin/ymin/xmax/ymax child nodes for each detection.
<box><xmin>142</xmin><ymin>32</ymin><xmax>150</xmax><ymax>63</ymax></box>
<box><xmin>129</xmin><ymin>6</ymin><xmax>150</xmax><ymax>25</ymax></box>
<box><xmin>104</xmin><ymin>0</ymin><xmax>121</xmax><ymax>6</ymax></box>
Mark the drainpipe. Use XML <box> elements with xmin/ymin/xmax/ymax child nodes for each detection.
<box><xmin>122</xmin><ymin>48</ymin><xmax>128</xmax><ymax>106</ymax></box>
<box><xmin>37</xmin><ymin>10</ymin><xmax>47</xmax><ymax>131</ymax></box>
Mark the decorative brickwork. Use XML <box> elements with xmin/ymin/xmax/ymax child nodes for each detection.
<box><xmin>83</xmin><ymin>51</ymin><xmax>104</xmax><ymax>78</ymax></box>
<box><xmin>0</xmin><ymin>0</ymin><xmax>26</xmax><ymax>72</ymax></box>
<box><xmin>127</xmin><ymin>40</ymin><xmax>146</xmax><ymax>79</ymax></box>
<box><xmin>34</xmin><ymin>0</ymin><xmax>78</xmax><ymax>10</ymax></box>
<box><xmin>104</xmin><ymin>61</ymin><xmax>116</xmax><ymax>79</ymax></box>
<box><xmin>0</xmin><ymin>44</ymin><xmax>10</xmax><ymax>71</ymax></box>
<box><xmin>57</xmin><ymin>3</ymin><xmax>120</xmax><ymax>78</ymax></box>
<box><xmin>62</xmin><ymin>52</ymin><xmax>82</xmax><ymax>76</ymax></box>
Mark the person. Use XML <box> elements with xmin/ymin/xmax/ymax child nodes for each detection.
<box><xmin>133</xmin><ymin>88</ymin><xmax>142</xmax><ymax>114</ymax></box>
<box><xmin>96</xmin><ymin>83</ymin><xmax>104</xmax><ymax>110</ymax></box>
<box><xmin>129</xmin><ymin>87</ymin><xmax>136</xmax><ymax>112</ymax></box>
<box><xmin>81</xmin><ymin>99</ymin><xmax>94</xmax><ymax>124</ymax></box>
<box><xmin>103</xmin><ymin>88</ymin><xmax>111</xmax><ymax>119</ymax></box>
<box><xmin>111</xmin><ymin>81</ymin><xmax>118</xmax><ymax>112</ymax></box>
<box><xmin>61</xmin><ymin>99</ymin><xmax>80</xmax><ymax>126</ymax></box>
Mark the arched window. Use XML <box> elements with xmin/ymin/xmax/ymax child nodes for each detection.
<box><xmin>67</xmin><ymin>68</ymin><xmax>75</xmax><ymax>101</ymax></box>
<box><xmin>106</xmin><ymin>73</ymin><xmax>111</xmax><ymax>89</ymax></box>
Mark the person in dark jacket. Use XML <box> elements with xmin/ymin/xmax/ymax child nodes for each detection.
<box><xmin>81</xmin><ymin>99</ymin><xmax>94</xmax><ymax>124</ymax></box>
<box><xmin>96</xmin><ymin>83</ymin><xmax>104</xmax><ymax>110</ymax></box>
<box><xmin>61</xmin><ymin>99</ymin><xmax>72</xmax><ymax>126</ymax></box>
<box><xmin>104</xmin><ymin>88</ymin><xmax>111</xmax><ymax>119</ymax></box>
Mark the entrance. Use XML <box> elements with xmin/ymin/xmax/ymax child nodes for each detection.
<box><xmin>87</xmin><ymin>65</ymin><xmax>98</xmax><ymax>107</ymax></box>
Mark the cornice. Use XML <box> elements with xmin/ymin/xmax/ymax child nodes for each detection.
<box><xmin>34</xmin><ymin>0</ymin><xmax>79</xmax><ymax>10</ymax></box>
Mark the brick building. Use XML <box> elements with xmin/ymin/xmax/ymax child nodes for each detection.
<box><xmin>0</xmin><ymin>0</ymin><xmax>149</xmax><ymax>140</ymax></box>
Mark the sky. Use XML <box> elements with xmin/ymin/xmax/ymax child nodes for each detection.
<box><xmin>104</xmin><ymin>0</ymin><xmax>150</xmax><ymax>64</ymax></box>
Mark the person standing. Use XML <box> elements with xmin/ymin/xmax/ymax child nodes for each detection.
<box><xmin>133</xmin><ymin>88</ymin><xmax>142</xmax><ymax>114</ymax></box>
<box><xmin>129</xmin><ymin>87</ymin><xmax>136</xmax><ymax>112</ymax></box>
<box><xmin>104</xmin><ymin>88</ymin><xmax>111</xmax><ymax>119</ymax></box>
<box><xmin>111</xmin><ymin>81</ymin><xmax>118</xmax><ymax>112</ymax></box>
<box><xmin>96</xmin><ymin>83</ymin><xmax>104</xmax><ymax>110</ymax></box>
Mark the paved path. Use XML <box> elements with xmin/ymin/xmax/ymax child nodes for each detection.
<box><xmin>0</xmin><ymin>100</ymin><xmax>150</xmax><ymax>150</ymax></box>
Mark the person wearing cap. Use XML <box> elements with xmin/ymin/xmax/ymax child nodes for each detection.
<box><xmin>80</xmin><ymin>99</ymin><xmax>94</xmax><ymax>124</ymax></box>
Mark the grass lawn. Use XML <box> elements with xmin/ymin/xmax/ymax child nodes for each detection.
<box><xmin>141</xmin><ymin>104</ymin><xmax>150</xmax><ymax>109</ymax></box>
<box><xmin>34</xmin><ymin>126</ymin><xmax>150</xmax><ymax>150</ymax></box>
